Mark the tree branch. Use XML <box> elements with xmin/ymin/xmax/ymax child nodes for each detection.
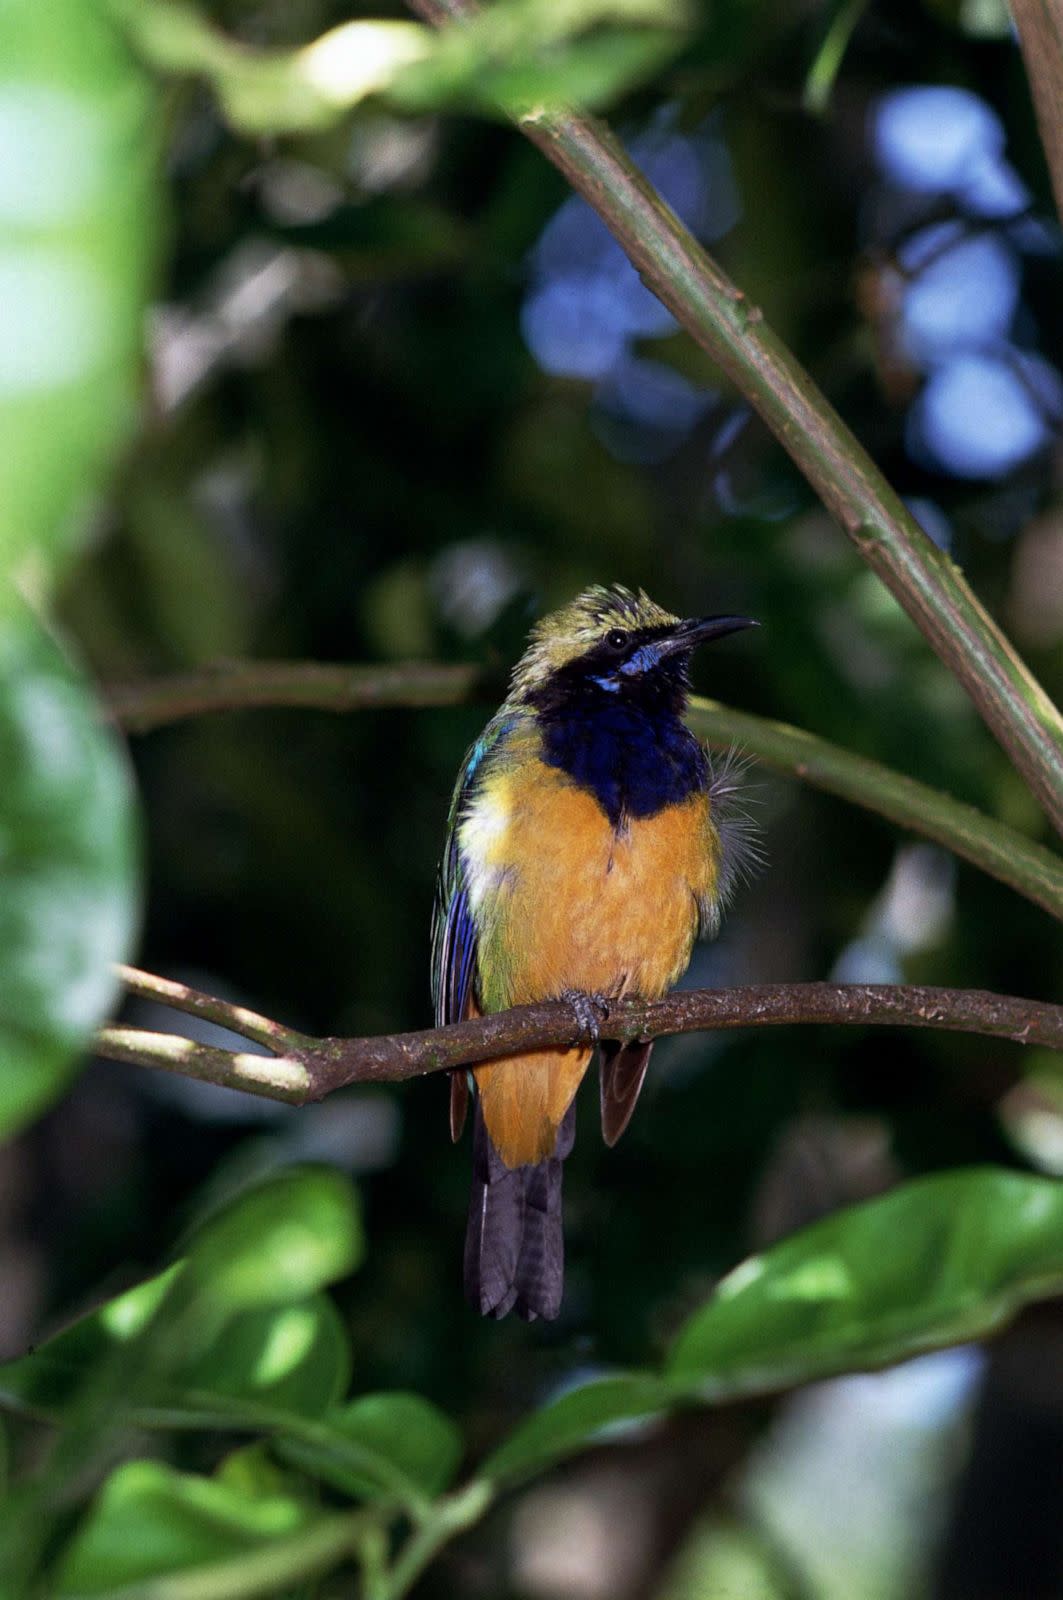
<box><xmin>106</xmin><ymin>661</ymin><xmax>486</xmax><ymax>734</ymax></box>
<box><xmin>104</xmin><ymin>661</ymin><xmax>1063</xmax><ymax>922</ymax></box>
<box><xmin>97</xmin><ymin>967</ymin><xmax>1063</xmax><ymax>1106</ymax></box>
<box><xmin>1011</xmin><ymin>0</ymin><xmax>1063</xmax><ymax>229</ymax></box>
<box><xmin>684</xmin><ymin>699</ymin><xmax>1063</xmax><ymax>924</ymax></box>
<box><xmin>404</xmin><ymin>0</ymin><xmax>1063</xmax><ymax>842</ymax></box>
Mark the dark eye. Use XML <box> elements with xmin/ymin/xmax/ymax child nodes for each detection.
<box><xmin>605</xmin><ymin>628</ymin><xmax>628</xmax><ymax>651</ymax></box>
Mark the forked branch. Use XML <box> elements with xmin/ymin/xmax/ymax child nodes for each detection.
<box><xmin>96</xmin><ymin>965</ymin><xmax>1063</xmax><ymax>1106</ymax></box>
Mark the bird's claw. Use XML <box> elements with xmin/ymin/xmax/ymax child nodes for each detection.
<box><xmin>563</xmin><ymin>989</ymin><xmax>611</xmax><ymax>1044</ymax></box>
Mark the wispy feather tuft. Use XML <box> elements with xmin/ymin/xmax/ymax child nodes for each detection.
<box><xmin>702</xmin><ymin>746</ymin><xmax>764</xmax><ymax>933</ymax></box>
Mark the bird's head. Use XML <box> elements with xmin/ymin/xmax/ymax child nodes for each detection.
<box><xmin>510</xmin><ymin>584</ymin><xmax>757</xmax><ymax>715</ymax></box>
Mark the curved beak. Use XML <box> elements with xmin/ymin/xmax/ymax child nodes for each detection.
<box><xmin>659</xmin><ymin>614</ymin><xmax>759</xmax><ymax>657</ymax></box>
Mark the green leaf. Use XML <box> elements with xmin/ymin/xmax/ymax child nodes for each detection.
<box><xmin>279</xmin><ymin>1392</ymin><xmax>463</xmax><ymax>1502</ymax></box>
<box><xmin>117</xmin><ymin>0</ymin><xmax>688</xmax><ymax>136</ymax></box>
<box><xmin>0</xmin><ymin>608</ymin><xmax>139</xmax><ymax>1138</ymax></box>
<box><xmin>479</xmin><ymin>1373</ymin><xmax>675</xmax><ymax>1486</ymax></box>
<box><xmin>54</xmin><ymin>1460</ymin><xmax>319</xmax><ymax>1594</ymax></box>
<box><xmin>0</xmin><ymin>1270</ymin><xmax>349</xmax><ymax>1426</ymax></box>
<box><xmin>0</xmin><ymin>0</ymin><xmax>159</xmax><ymax>592</ymax></box>
<box><xmin>177</xmin><ymin>1166</ymin><xmax>364</xmax><ymax>1325</ymax></box>
<box><xmin>0</xmin><ymin>1265</ymin><xmax>180</xmax><ymax>1415</ymax></box>
<box><xmin>669</xmin><ymin>1168</ymin><xmax>1063</xmax><ymax>1391</ymax></box>
<box><xmin>175</xmin><ymin>1298</ymin><xmax>352</xmax><ymax>1419</ymax></box>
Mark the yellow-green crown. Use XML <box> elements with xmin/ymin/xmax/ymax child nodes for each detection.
<box><xmin>509</xmin><ymin>585</ymin><xmax>679</xmax><ymax>698</ymax></box>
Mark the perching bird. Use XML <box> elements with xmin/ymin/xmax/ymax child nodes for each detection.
<box><xmin>431</xmin><ymin>585</ymin><xmax>757</xmax><ymax>1321</ymax></box>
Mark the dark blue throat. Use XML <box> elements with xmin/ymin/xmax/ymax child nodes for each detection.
<box><xmin>538</xmin><ymin>699</ymin><xmax>708</xmax><ymax>826</ymax></box>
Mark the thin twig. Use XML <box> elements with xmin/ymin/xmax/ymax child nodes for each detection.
<box><xmin>116</xmin><ymin>964</ymin><xmax>316</xmax><ymax>1052</ymax></box>
<box><xmin>404</xmin><ymin>0</ymin><xmax>1063</xmax><ymax>841</ymax></box>
<box><xmin>104</xmin><ymin>661</ymin><xmax>1063</xmax><ymax>921</ymax></box>
<box><xmin>96</xmin><ymin>972</ymin><xmax>1063</xmax><ymax>1106</ymax></box>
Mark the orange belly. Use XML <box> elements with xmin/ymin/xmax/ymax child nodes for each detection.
<box><xmin>466</xmin><ymin>759</ymin><xmax>718</xmax><ymax>1165</ymax></box>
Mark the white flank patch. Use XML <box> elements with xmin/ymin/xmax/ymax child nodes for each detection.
<box><xmin>459</xmin><ymin>785</ymin><xmax>511</xmax><ymax>912</ymax></box>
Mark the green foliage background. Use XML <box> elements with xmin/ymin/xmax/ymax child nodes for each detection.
<box><xmin>1</xmin><ymin>0</ymin><xmax>1063</xmax><ymax>1594</ymax></box>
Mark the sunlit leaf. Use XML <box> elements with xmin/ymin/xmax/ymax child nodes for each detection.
<box><xmin>0</xmin><ymin>0</ymin><xmax>159</xmax><ymax>592</ymax></box>
<box><xmin>176</xmin><ymin>1297</ymin><xmax>352</xmax><ymax>1418</ymax></box>
<box><xmin>279</xmin><ymin>1392</ymin><xmax>463</xmax><ymax>1501</ymax></box>
<box><xmin>0</xmin><ymin>1269</ymin><xmax>350</xmax><ymax>1426</ymax></box>
<box><xmin>118</xmin><ymin>0</ymin><xmax>688</xmax><ymax>135</ymax></box>
<box><xmin>0</xmin><ymin>1265</ymin><xmax>180</xmax><ymax>1416</ymax></box>
<box><xmin>669</xmin><ymin>1168</ymin><xmax>1063</xmax><ymax>1390</ymax></box>
<box><xmin>177</xmin><ymin>1165</ymin><xmax>364</xmax><ymax>1323</ymax></box>
<box><xmin>53</xmin><ymin>1460</ymin><xmax>318</xmax><ymax>1594</ymax></box>
<box><xmin>480</xmin><ymin>1373</ymin><xmax>675</xmax><ymax>1486</ymax></box>
<box><xmin>0</xmin><ymin>609</ymin><xmax>139</xmax><ymax>1138</ymax></box>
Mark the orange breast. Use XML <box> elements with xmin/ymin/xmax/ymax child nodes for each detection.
<box><xmin>465</xmin><ymin>759</ymin><xmax>719</xmax><ymax>1166</ymax></box>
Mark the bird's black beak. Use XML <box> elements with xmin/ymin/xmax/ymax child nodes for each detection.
<box><xmin>658</xmin><ymin>614</ymin><xmax>759</xmax><ymax>657</ymax></box>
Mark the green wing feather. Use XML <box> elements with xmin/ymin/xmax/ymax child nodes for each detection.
<box><xmin>431</xmin><ymin>710</ymin><xmax>522</xmax><ymax>1028</ymax></box>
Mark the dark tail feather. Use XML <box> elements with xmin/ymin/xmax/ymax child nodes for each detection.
<box><xmin>464</xmin><ymin>1102</ymin><xmax>576</xmax><ymax>1321</ymax></box>
<box><xmin>599</xmin><ymin>1039</ymin><xmax>654</xmax><ymax>1147</ymax></box>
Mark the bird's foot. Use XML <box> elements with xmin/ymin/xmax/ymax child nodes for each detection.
<box><xmin>562</xmin><ymin>989</ymin><xmax>611</xmax><ymax>1045</ymax></box>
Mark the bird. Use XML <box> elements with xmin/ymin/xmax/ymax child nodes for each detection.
<box><xmin>431</xmin><ymin>585</ymin><xmax>757</xmax><ymax>1321</ymax></box>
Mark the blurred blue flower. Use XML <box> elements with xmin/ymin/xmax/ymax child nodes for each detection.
<box><xmin>521</xmin><ymin>275</ymin><xmax>631</xmax><ymax>380</ymax></box>
<box><xmin>591</xmin><ymin>354</ymin><xmax>715</xmax><ymax>463</ymax></box>
<box><xmin>521</xmin><ymin>110</ymin><xmax>740</xmax><ymax>457</ymax></box>
<box><xmin>874</xmin><ymin>86</ymin><xmax>1003</xmax><ymax>196</ymax></box>
<box><xmin>909</xmin><ymin>350</ymin><xmax>1063</xmax><ymax>478</ymax></box>
<box><xmin>898</xmin><ymin>222</ymin><xmax>1020</xmax><ymax>364</ymax></box>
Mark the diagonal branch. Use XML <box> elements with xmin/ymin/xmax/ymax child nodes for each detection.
<box><xmin>1011</xmin><ymin>0</ymin><xmax>1063</xmax><ymax>229</ymax></box>
<box><xmin>104</xmin><ymin>661</ymin><xmax>1063</xmax><ymax>922</ymax></box>
<box><xmin>97</xmin><ymin>966</ymin><xmax>1063</xmax><ymax>1106</ymax></box>
<box><xmin>405</xmin><ymin>0</ymin><xmax>1063</xmax><ymax>842</ymax></box>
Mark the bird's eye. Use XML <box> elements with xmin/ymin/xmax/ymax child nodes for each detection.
<box><xmin>605</xmin><ymin>628</ymin><xmax>628</xmax><ymax>651</ymax></box>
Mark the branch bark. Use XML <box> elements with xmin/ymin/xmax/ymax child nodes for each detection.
<box><xmin>104</xmin><ymin>661</ymin><xmax>1063</xmax><ymax>922</ymax></box>
<box><xmin>403</xmin><ymin>0</ymin><xmax>1063</xmax><ymax>842</ymax></box>
<box><xmin>1011</xmin><ymin>0</ymin><xmax>1063</xmax><ymax>229</ymax></box>
<box><xmin>97</xmin><ymin>966</ymin><xmax>1063</xmax><ymax>1106</ymax></box>
<box><xmin>106</xmin><ymin>661</ymin><xmax>486</xmax><ymax>734</ymax></box>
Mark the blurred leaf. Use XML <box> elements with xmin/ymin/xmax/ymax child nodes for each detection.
<box><xmin>118</xmin><ymin>0</ymin><xmax>688</xmax><ymax>135</ymax></box>
<box><xmin>176</xmin><ymin>1166</ymin><xmax>364</xmax><ymax>1326</ymax></box>
<box><xmin>669</xmin><ymin>1169</ymin><xmax>1063</xmax><ymax>1389</ymax></box>
<box><xmin>923</xmin><ymin>0</ymin><xmax>1010</xmax><ymax>35</ymax></box>
<box><xmin>53</xmin><ymin>1459</ymin><xmax>323</xmax><ymax>1594</ymax></box>
<box><xmin>0</xmin><ymin>0</ymin><xmax>159</xmax><ymax>592</ymax></box>
<box><xmin>0</xmin><ymin>1271</ymin><xmax>350</xmax><ymax>1426</ymax></box>
<box><xmin>480</xmin><ymin>1373</ymin><xmax>675</xmax><ymax>1486</ymax></box>
<box><xmin>658</xmin><ymin>1518</ymin><xmax>790</xmax><ymax>1600</ymax></box>
<box><xmin>216</xmin><ymin>1442</ymin><xmax>303</xmax><ymax>1501</ymax></box>
<box><xmin>0</xmin><ymin>608</ymin><xmax>138</xmax><ymax>1138</ymax></box>
<box><xmin>176</xmin><ymin>1298</ymin><xmax>352</xmax><ymax>1419</ymax></box>
<box><xmin>1</xmin><ymin>1169</ymin><xmax>360</xmax><ymax>1424</ymax></box>
<box><xmin>279</xmin><ymin>1392</ymin><xmax>463</xmax><ymax>1502</ymax></box>
<box><xmin>0</xmin><ymin>1265</ymin><xmax>180</xmax><ymax>1416</ymax></box>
